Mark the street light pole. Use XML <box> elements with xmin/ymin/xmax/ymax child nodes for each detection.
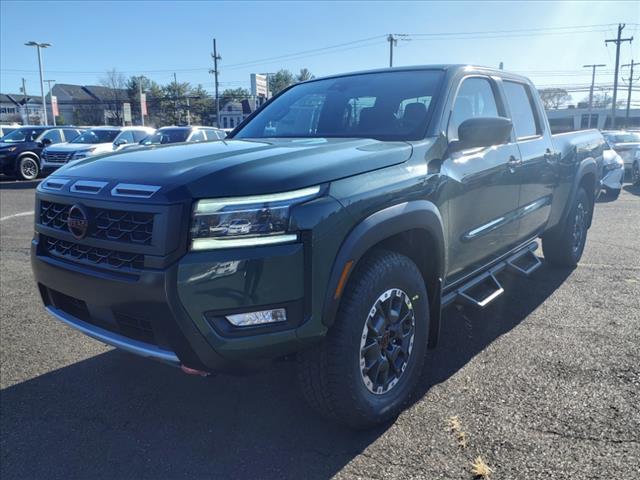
<box><xmin>25</xmin><ymin>41</ymin><xmax>51</xmax><ymax>125</ymax></box>
<box><xmin>45</xmin><ymin>79</ymin><xmax>56</xmax><ymax>126</ymax></box>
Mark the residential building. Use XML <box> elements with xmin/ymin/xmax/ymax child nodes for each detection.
<box><xmin>47</xmin><ymin>83</ymin><xmax>130</xmax><ymax>126</ymax></box>
<box><xmin>0</xmin><ymin>93</ymin><xmax>44</xmax><ymax>124</ymax></box>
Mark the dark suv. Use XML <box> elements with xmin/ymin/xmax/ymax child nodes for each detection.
<box><xmin>0</xmin><ymin>126</ymin><xmax>81</xmax><ymax>180</ymax></box>
<box><xmin>31</xmin><ymin>66</ymin><xmax>603</xmax><ymax>427</ymax></box>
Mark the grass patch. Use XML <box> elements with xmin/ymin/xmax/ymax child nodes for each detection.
<box><xmin>471</xmin><ymin>456</ymin><xmax>494</xmax><ymax>479</ymax></box>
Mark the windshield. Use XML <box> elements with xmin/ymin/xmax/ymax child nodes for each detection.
<box><xmin>140</xmin><ymin>128</ymin><xmax>190</xmax><ymax>145</ymax></box>
<box><xmin>71</xmin><ymin>129</ymin><xmax>120</xmax><ymax>144</ymax></box>
<box><xmin>603</xmin><ymin>132</ymin><xmax>640</xmax><ymax>144</ymax></box>
<box><xmin>234</xmin><ymin>70</ymin><xmax>444</xmax><ymax>141</ymax></box>
<box><xmin>1</xmin><ymin>127</ymin><xmax>45</xmax><ymax>143</ymax></box>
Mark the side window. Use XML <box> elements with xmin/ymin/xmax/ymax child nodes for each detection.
<box><xmin>449</xmin><ymin>77</ymin><xmax>500</xmax><ymax>141</ymax></box>
<box><xmin>204</xmin><ymin>129</ymin><xmax>220</xmax><ymax>141</ymax></box>
<box><xmin>503</xmin><ymin>81</ymin><xmax>540</xmax><ymax>139</ymax></box>
<box><xmin>132</xmin><ymin>130</ymin><xmax>149</xmax><ymax>142</ymax></box>
<box><xmin>116</xmin><ymin>131</ymin><xmax>135</xmax><ymax>144</ymax></box>
<box><xmin>62</xmin><ymin>129</ymin><xmax>80</xmax><ymax>142</ymax></box>
<box><xmin>189</xmin><ymin>130</ymin><xmax>205</xmax><ymax>142</ymax></box>
<box><xmin>41</xmin><ymin>129</ymin><xmax>63</xmax><ymax>144</ymax></box>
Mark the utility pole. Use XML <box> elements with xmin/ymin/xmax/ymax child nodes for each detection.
<box><xmin>387</xmin><ymin>34</ymin><xmax>397</xmax><ymax>67</ymax></box>
<box><xmin>138</xmin><ymin>76</ymin><xmax>145</xmax><ymax>126</ymax></box>
<box><xmin>210</xmin><ymin>38</ymin><xmax>221</xmax><ymax>127</ymax></box>
<box><xmin>622</xmin><ymin>60</ymin><xmax>637</xmax><ymax>128</ymax></box>
<box><xmin>583</xmin><ymin>64</ymin><xmax>606</xmax><ymax>128</ymax></box>
<box><xmin>21</xmin><ymin>78</ymin><xmax>30</xmax><ymax>124</ymax></box>
<box><xmin>173</xmin><ymin>72</ymin><xmax>179</xmax><ymax>124</ymax></box>
<box><xmin>605</xmin><ymin>24</ymin><xmax>633</xmax><ymax>129</ymax></box>
<box><xmin>44</xmin><ymin>79</ymin><xmax>56</xmax><ymax>126</ymax></box>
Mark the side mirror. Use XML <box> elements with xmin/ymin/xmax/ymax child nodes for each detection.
<box><xmin>114</xmin><ymin>139</ymin><xmax>128</xmax><ymax>146</ymax></box>
<box><xmin>41</xmin><ymin>137</ymin><xmax>52</xmax><ymax>146</ymax></box>
<box><xmin>452</xmin><ymin>116</ymin><xmax>513</xmax><ymax>151</ymax></box>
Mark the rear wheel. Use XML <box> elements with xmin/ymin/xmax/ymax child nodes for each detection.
<box><xmin>542</xmin><ymin>187</ymin><xmax>590</xmax><ymax>267</ymax></box>
<box><xmin>297</xmin><ymin>249</ymin><xmax>429</xmax><ymax>429</ymax></box>
<box><xmin>17</xmin><ymin>156</ymin><xmax>40</xmax><ymax>181</ymax></box>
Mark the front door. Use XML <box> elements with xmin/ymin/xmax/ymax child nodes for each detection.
<box><xmin>442</xmin><ymin>76</ymin><xmax>522</xmax><ymax>283</ymax></box>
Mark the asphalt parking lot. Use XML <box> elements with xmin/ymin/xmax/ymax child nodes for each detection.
<box><xmin>1</xmin><ymin>179</ymin><xmax>638</xmax><ymax>479</ymax></box>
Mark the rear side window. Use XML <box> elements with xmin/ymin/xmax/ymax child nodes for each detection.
<box><xmin>204</xmin><ymin>129</ymin><xmax>222</xmax><ymax>140</ymax></box>
<box><xmin>189</xmin><ymin>130</ymin><xmax>206</xmax><ymax>142</ymax></box>
<box><xmin>62</xmin><ymin>129</ymin><xmax>80</xmax><ymax>142</ymax></box>
<box><xmin>132</xmin><ymin>130</ymin><xmax>149</xmax><ymax>142</ymax></box>
<box><xmin>449</xmin><ymin>77</ymin><xmax>500</xmax><ymax>141</ymax></box>
<box><xmin>503</xmin><ymin>81</ymin><xmax>540</xmax><ymax>139</ymax></box>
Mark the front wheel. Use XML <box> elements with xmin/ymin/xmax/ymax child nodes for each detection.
<box><xmin>542</xmin><ymin>187</ymin><xmax>590</xmax><ymax>267</ymax></box>
<box><xmin>17</xmin><ymin>156</ymin><xmax>40</xmax><ymax>181</ymax></box>
<box><xmin>297</xmin><ymin>249</ymin><xmax>429</xmax><ymax>429</ymax></box>
<box><xmin>632</xmin><ymin>161</ymin><xmax>640</xmax><ymax>186</ymax></box>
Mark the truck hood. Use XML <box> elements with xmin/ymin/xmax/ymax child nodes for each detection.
<box><xmin>52</xmin><ymin>138</ymin><xmax>413</xmax><ymax>201</ymax></box>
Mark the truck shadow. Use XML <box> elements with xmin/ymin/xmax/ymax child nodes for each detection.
<box><xmin>0</xmin><ymin>264</ymin><xmax>572</xmax><ymax>480</ymax></box>
<box><xmin>0</xmin><ymin>178</ymin><xmax>40</xmax><ymax>190</ymax></box>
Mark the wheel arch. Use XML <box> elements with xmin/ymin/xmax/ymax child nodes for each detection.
<box><xmin>321</xmin><ymin>200</ymin><xmax>446</xmax><ymax>348</ymax></box>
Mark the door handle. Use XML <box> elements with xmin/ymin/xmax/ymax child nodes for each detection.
<box><xmin>507</xmin><ymin>156</ymin><xmax>521</xmax><ymax>173</ymax></box>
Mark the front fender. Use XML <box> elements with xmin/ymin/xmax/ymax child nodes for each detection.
<box><xmin>321</xmin><ymin>200</ymin><xmax>446</xmax><ymax>327</ymax></box>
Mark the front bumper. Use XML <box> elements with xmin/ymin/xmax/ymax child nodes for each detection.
<box><xmin>31</xmin><ymin>235</ymin><xmax>317</xmax><ymax>372</ymax></box>
<box><xmin>601</xmin><ymin>165</ymin><xmax>624</xmax><ymax>191</ymax></box>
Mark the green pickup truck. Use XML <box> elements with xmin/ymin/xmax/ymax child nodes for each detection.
<box><xmin>31</xmin><ymin>65</ymin><xmax>603</xmax><ymax>428</ymax></box>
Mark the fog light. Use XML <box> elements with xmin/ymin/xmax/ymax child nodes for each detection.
<box><xmin>226</xmin><ymin>308</ymin><xmax>287</xmax><ymax>327</ymax></box>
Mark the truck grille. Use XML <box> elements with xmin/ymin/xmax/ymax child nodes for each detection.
<box><xmin>43</xmin><ymin>235</ymin><xmax>145</xmax><ymax>271</ymax></box>
<box><xmin>43</xmin><ymin>151</ymin><xmax>73</xmax><ymax>163</ymax></box>
<box><xmin>40</xmin><ymin>201</ymin><xmax>154</xmax><ymax>245</ymax></box>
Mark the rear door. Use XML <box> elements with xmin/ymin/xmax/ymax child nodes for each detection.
<box><xmin>443</xmin><ymin>75</ymin><xmax>523</xmax><ymax>281</ymax></box>
<box><xmin>501</xmin><ymin>80</ymin><xmax>555</xmax><ymax>239</ymax></box>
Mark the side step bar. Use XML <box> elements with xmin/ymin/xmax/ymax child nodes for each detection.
<box><xmin>442</xmin><ymin>241</ymin><xmax>541</xmax><ymax>309</ymax></box>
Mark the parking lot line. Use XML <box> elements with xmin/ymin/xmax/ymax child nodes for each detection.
<box><xmin>0</xmin><ymin>211</ymin><xmax>34</xmax><ymax>222</ymax></box>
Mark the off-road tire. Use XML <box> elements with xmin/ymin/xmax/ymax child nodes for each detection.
<box><xmin>297</xmin><ymin>249</ymin><xmax>429</xmax><ymax>429</ymax></box>
<box><xmin>542</xmin><ymin>187</ymin><xmax>590</xmax><ymax>267</ymax></box>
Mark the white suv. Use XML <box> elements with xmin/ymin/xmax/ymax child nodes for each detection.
<box><xmin>41</xmin><ymin>126</ymin><xmax>155</xmax><ymax>171</ymax></box>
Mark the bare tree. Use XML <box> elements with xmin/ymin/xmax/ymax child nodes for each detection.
<box><xmin>538</xmin><ymin>88</ymin><xmax>572</xmax><ymax>110</ymax></box>
<box><xmin>100</xmin><ymin>68</ymin><xmax>127</xmax><ymax>125</ymax></box>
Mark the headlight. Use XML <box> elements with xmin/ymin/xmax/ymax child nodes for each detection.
<box><xmin>72</xmin><ymin>148</ymin><xmax>96</xmax><ymax>159</ymax></box>
<box><xmin>190</xmin><ymin>185</ymin><xmax>321</xmax><ymax>250</ymax></box>
<box><xmin>2</xmin><ymin>146</ymin><xmax>17</xmax><ymax>152</ymax></box>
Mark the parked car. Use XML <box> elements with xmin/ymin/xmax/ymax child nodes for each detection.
<box><xmin>32</xmin><ymin>65</ymin><xmax>604</xmax><ymax>428</ymax></box>
<box><xmin>121</xmin><ymin>126</ymin><xmax>226</xmax><ymax>151</ymax></box>
<box><xmin>601</xmin><ymin>130</ymin><xmax>640</xmax><ymax>182</ymax></box>
<box><xmin>598</xmin><ymin>142</ymin><xmax>625</xmax><ymax>199</ymax></box>
<box><xmin>41</xmin><ymin>126</ymin><xmax>155</xmax><ymax>173</ymax></box>
<box><xmin>0</xmin><ymin>123</ymin><xmax>20</xmax><ymax>138</ymax></box>
<box><xmin>0</xmin><ymin>126</ymin><xmax>81</xmax><ymax>180</ymax></box>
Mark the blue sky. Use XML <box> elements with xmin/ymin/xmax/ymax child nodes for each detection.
<box><xmin>1</xmin><ymin>1</ymin><xmax>638</xmax><ymax>105</ymax></box>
